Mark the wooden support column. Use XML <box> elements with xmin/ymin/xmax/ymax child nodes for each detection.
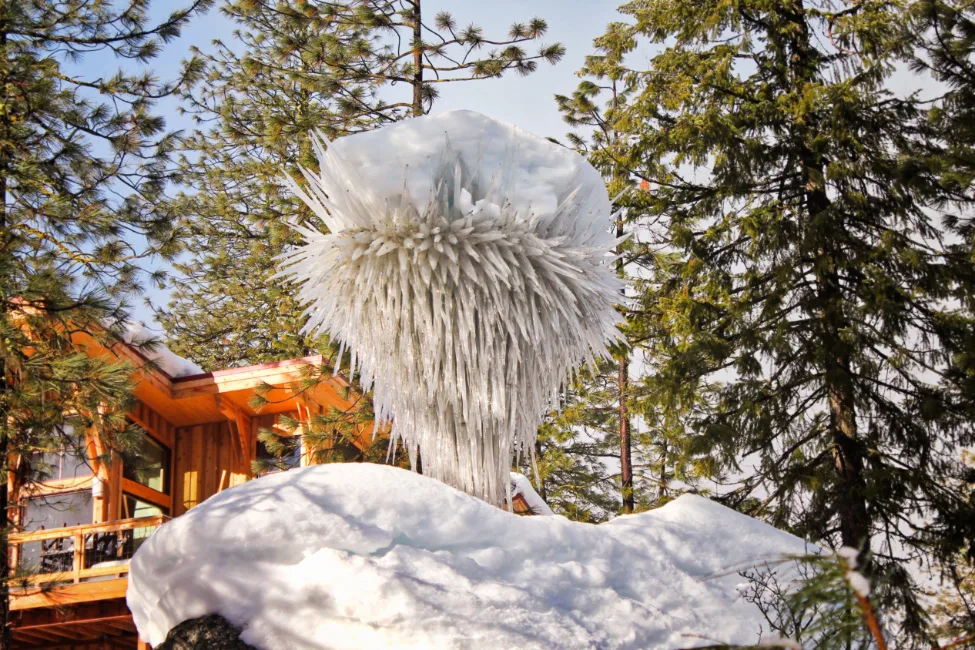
<box><xmin>214</xmin><ymin>396</ymin><xmax>253</xmax><ymax>474</ymax></box>
<box><xmin>87</xmin><ymin>426</ymin><xmax>111</xmax><ymax>524</ymax></box>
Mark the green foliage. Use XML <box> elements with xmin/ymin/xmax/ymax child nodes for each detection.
<box><xmin>524</xmin><ymin>360</ymin><xmax>631</xmax><ymax>522</ymax></box>
<box><xmin>0</xmin><ymin>0</ymin><xmax>212</xmax><ymax>481</ymax></box>
<box><xmin>0</xmin><ymin>0</ymin><xmax>211</xmax><ymax>637</ymax></box>
<box><xmin>561</xmin><ymin>1</ymin><xmax>975</xmax><ymax>643</ymax></box>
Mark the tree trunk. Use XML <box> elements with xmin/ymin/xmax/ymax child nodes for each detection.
<box><xmin>618</xmin><ymin>355</ymin><xmax>633</xmax><ymax>514</ymax></box>
<box><xmin>657</xmin><ymin>439</ymin><xmax>668</xmax><ymax>503</ymax></box>
<box><xmin>0</xmin><ymin>19</ymin><xmax>12</xmax><ymax>649</ymax></box>
<box><xmin>616</xmin><ymin>209</ymin><xmax>633</xmax><ymax>514</ymax></box>
<box><xmin>534</xmin><ymin>438</ymin><xmax>546</xmax><ymax>502</ymax></box>
<box><xmin>411</xmin><ymin>0</ymin><xmax>423</xmax><ymax>117</ymax></box>
<box><xmin>785</xmin><ymin>1</ymin><xmax>871</xmax><ymax>557</ymax></box>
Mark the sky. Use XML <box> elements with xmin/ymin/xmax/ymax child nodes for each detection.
<box><xmin>129</xmin><ymin>1</ymin><xmax>634</xmax><ymax>328</ymax></box>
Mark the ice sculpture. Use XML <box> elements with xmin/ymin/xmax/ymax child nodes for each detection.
<box><xmin>277</xmin><ymin>110</ymin><xmax>623</xmax><ymax>506</ymax></box>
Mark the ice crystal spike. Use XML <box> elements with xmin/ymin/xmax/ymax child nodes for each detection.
<box><xmin>276</xmin><ymin>111</ymin><xmax>624</xmax><ymax>506</ymax></box>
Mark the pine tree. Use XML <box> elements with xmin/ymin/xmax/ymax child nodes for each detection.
<box><xmin>522</xmin><ymin>360</ymin><xmax>637</xmax><ymax>522</ymax></box>
<box><xmin>577</xmin><ymin>1</ymin><xmax>975</xmax><ymax>641</ymax></box>
<box><xmin>161</xmin><ymin>0</ymin><xmax>564</xmax><ymax>369</ymax></box>
<box><xmin>556</xmin><ymin>27</ymin><xmax>693</xmax><ymax>514</ymax></box>
<box><xmin>327</xmin><ymin>0</ymin><xmax>566</xmax><ymax>118</ymax></box>
<box><xmin>0</xmin><ymin>0</ymin><xmax>210</xmax><ymax>645</ymax></box>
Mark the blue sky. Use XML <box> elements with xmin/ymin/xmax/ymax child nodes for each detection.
<box><xmin>132</xmin><ymin>1</ymin><xmax>635</xmax><ymax>327</ymax></box>
<box><xmin>154</xmin><ymin>1</ymin><xmax>630</xmax><ymax>138</ymax></box>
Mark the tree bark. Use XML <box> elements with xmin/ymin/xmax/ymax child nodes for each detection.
<box><xmin>616</xmin><ymin>208</ymin><xmax>633</xmax><ymax>514</ymax></box>
<box><xmin>411</xmin><ymin>0</ymin><xmax>423</xmax><ymax>117</ymax></box>
<box><xmin>0</xmin><ymin>16</ymin><xmax>13</xmax><ymax>649</ymax></box>
<box><xmin>785</xmin><ymin>1</ymin><xmax>871</xmax><ymax>557</ymax></box>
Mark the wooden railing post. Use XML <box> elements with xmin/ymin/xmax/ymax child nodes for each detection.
<box><xmin>72</xmin><ymin>532</ymin><xmax>83</xmax><ymax>583</ymax></box>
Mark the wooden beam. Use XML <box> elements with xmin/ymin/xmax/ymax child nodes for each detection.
<box><xmin>10</xmin><ymin>577</ymin><xmax>129</xmax><ymax>611</ymax></box>
<box><xmin>214</xmin><ymin>395</ymin><xmax>253</xmax><ymax>469</ymax></box>
<box><xmin>120</xmin><ymin>478</ymin><xmax>173</xmax><ymax>512</ymax></box>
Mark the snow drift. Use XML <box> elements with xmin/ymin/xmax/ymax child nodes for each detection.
<box><xmin>128</xmin><ymin>464</ymin><xmax>811</xmax><ymax>650</ymax></box>
<box><xmin>276</xmin><ymin>111</ymin><xmax>623</xmax><ymax>506</ymax></box>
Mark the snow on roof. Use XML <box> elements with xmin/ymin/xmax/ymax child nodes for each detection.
<box><xmin>128</xmin><ymin>464</ymin><xmax>812</xmax><ymax>650</ymax></box>
<box><xmin>120</xmin><ymin>321</ymin><xmax>204</xmax><ymax>379</ymax></box>
<box><xmin>509</xmin><ymin>472</ymin><xmax>555</xmax><ymax>516</ymax></box>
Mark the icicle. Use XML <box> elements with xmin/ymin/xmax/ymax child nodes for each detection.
<box><xmin>276</xmin><ymin>113</ymin><xmax>624</xmax><ymax>507</ymax></box>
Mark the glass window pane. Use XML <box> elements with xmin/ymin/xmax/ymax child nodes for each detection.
<box><xmin>121</xmin><ymin>495</ymin><xmax>167</xmax><ymax>555</ymax></box>
<box><xmin>32</xmin><ymin>426</ymin><xmax>92</xmax><ymax>481</ymax></box>
<box><xmin>22</xmin><ymin>491</ymin><xmax>93</xmax><ymax>532</ymax></box>
<box><xmin>122</xmin><ymin>494</ymin><xmax>167</xmax><ymax>519</ymax></box>
<box><xmin>122</xmin><ymin>434</ymin><xmax>170</xmax><ymax>494</ymax></box>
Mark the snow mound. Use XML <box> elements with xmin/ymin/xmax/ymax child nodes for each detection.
<box><xmin>278</xmin><ymin>110</ymin><xmax>623</xmax><ymax>506</ymax></box>
<box><xmin>129</xmin><ymin>464</ymin><xmax>811</xmax><ymax>650</ymax></box>
<box><xmin>120</xmin><ymin>321</ymin><xmax>204</xmax><ymax>378</ymax></box>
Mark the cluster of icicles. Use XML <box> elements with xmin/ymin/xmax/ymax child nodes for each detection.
<box><xmin>278</xmin><ymin>128</ymin><xmax>623</xmax><ymax>507</ymax></box>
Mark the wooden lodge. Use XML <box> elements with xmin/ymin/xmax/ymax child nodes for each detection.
<box><xmin>7</xmin><ymin>330</ymin><xmax>375</xmax><ymax>649</ymax></box>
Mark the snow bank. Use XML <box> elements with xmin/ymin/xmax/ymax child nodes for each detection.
<box><xmin>129</xmin><ymin>464</ymin><xmax>811</xmax><ymax>650</ymax></box>
<box><xmin>120</xmin><ymin>321</ymin><xmax>204</xmax><ymax>378</ymax></box>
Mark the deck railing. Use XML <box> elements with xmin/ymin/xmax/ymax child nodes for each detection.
<box><xmin>8</xmin><ymin>515</ymin><xmax>168</xmax><ymax>586</ymax></box>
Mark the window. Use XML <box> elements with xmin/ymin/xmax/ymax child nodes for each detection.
<box><xmin>121</xmin><ymin>494</ymin><xmax>167</xmax><ymax>520</ymax></box>
<box><xmin>22</xmin><ymin>491</ymin><xmax>93</xmax><ymax>532</ymax></box>
<box><xmin>122</xmin><ymin>434</ymin><xmax>170</xmax><ymax>495</ymax></box>
<box><xmin>36</xmin><ymin>448</ymin><xmax>92</xmax><ymax>481</ymax></box>
<box><xmin>33</xmin><ymin>426</ymin><xmax>92</xmax><ymax>481</ymax></box>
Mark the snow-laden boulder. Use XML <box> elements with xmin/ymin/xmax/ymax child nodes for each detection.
<box><xmin>128</xmin><ymin>464</ymin><xmax>810</xmax><ymax>650</ymax></box>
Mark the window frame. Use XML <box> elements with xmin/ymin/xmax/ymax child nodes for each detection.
<box><xmin>120</xmin><ymin>419</ymin><xmax>174</xmax><ymax>515</ymax></box>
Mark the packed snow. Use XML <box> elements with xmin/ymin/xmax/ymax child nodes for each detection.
<box><xmin>120</xmin><ymin>321</ymin><xmax>204</xmax><ymax>378</ymax></box>
<box><xmin>278</xmin><ymin>111</ymin><xmax>623</xmax><ymax>505</ymax></box>
<box><xmin>129</xmin><ymin>464</ymin><xmax>812</xmax><ymax>650</ymax></box>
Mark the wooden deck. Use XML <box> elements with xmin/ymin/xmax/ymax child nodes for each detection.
<box><xmin>11</xmin><ymin>598</ymin><xmax>138</xmax><ymax>649</ymax></box>
<box><xmin>9</xmin><ymin>516</ymin><xmax>166</xmax><ymax>611</ymax></box>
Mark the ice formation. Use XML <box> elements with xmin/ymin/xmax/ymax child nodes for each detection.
<box><xmin>277</xmin><ymin>111</ymin><xmax>623</xmax><ymax>505</ymax></box>
<box><xmin>128</xmin><ymin>464</ymin><xmax>813</xmax><ymax>650</ymax></box>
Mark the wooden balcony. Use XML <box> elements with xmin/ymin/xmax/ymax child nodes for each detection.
<box><xmin>9</xmin><ymin>516</ymin><xmax>167</xmax><ymax>611</ymax></box>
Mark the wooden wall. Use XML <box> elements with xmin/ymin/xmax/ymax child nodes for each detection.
<box><xmin>128</xmin><ymin>401</ymin><xmax>175</xmax><ymax>449</ymax></box>
<box><xmin>172</xmin><ymin>421</ymin><xmax>250</xmax><ymax>516</ymax></box>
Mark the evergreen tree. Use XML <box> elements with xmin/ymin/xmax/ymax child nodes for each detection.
<box><xmin>0</xmin><ymin>0</ymin><xmax>210</xmax><ymax>645</ymax></box>
<box><xmin>576</xmin><ymin>0</ymin><xmax>975</xmax><ymax>641</ymax></box>
<box><xmin>556</xmin><ymin>28</ymin><xmax>695</xmax><ymax>513</ymax></box>
<box><xmin>523</xmin><ymin>360</ymin><xmax>636</xmax><ymax>522</ymax></box>
<box><xmin>161</xmin><ymin>0</ymin><xmax>564</xmax><ymax>369</ymax></box>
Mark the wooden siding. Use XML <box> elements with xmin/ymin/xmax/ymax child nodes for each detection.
<box><xmin>172</xmin><ymin>421</ymin><xmax>250</xmax><ymax>516</ymax></box>
<box><xmin>128</xmin><ymin>400</ymin><xmax>175</xmax><ymax>449</ymax></box>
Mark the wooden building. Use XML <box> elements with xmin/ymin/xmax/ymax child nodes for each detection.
<box><xmin>7</xmin><ymin>331</ymin><xmax>375</xmax><ymax>649</ymax></box>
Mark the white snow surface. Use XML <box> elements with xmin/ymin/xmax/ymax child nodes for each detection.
<box><xmin>278</xmin><ymin>110</ymin><xmax>623</xmax><ymax>506</ymax></box>
<box><xmin>129</xmin><ymin>464</ymin><xmax>811</xmax><ymax>650</ymax></box>
<box><xmin>326</xmin><ymin>110</ymin><xmax>612</xmax><ymax>222</ymax></box>
<box><xmin>121</xmin><ymin>321</ymin><xmax>204</xmax><ymax>378</ymax></box>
